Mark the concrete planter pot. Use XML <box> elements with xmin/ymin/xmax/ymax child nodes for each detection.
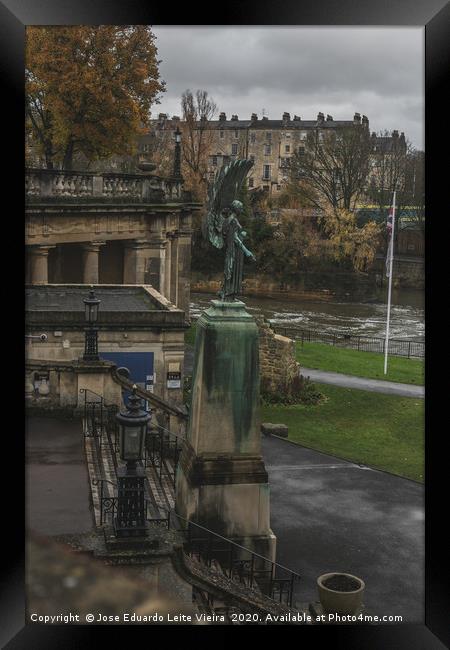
<box><xmin>317</xmin><ymin>572</ymin><xmax>365</xmax><ymax>615</ymax></box>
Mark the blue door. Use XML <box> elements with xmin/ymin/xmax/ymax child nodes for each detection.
<box><xmin>101</xmin><ymin>351</ymin><xmax>154</xmax><ymax>410</ymax></box>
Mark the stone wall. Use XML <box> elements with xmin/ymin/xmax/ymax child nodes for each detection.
<box><xmin>255</xmin><ymin>316</ymin><xmax>300</xmax><ymax>397</ymax></box>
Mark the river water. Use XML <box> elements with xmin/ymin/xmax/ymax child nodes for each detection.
<box><xmin>190</xmin><ymin>288</ymin><xmax>425</xmax><ymax>342</ymax></box>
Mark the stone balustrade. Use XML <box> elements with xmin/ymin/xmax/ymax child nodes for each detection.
<box><xmin>25</xmin><ymin>168</ymin><xmax>186</xmax><ymax>203</ymax></box>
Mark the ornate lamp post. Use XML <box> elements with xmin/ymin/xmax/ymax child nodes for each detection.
<box><xmin>173</xmin><ymin>126</ymin><xmax>183</xmax><ymax>181</ymax></box>
<box><xmin>114</xmin><ymin>385</ymin><xmax>151</xmax><ymax>538</ymax></box>
<box><xmin>83</xmin><ymin>287</ymin><xmax>101</xmax><ymax>361</ymax></box>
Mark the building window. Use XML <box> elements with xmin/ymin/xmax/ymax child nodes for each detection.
<box><xmin>298</xmin><ymin>146</ymin><xmax>305</xmax><ymax>155</ymax></box>
<box><xmin>250</xmin><ymin>133</ymin><xmax>256</xmax><ymax>143</ymax></box>
<box><xmin>318</xmin><ymin>131</ymin><xmax>324</xmax><ymax>142</ymax></box>
<box><xmin>264</xmin><ymin>144</ymin><xmax>271</xmax><ymax>155</ymax></box>
<box><xmin>285</xmin><ymin>132</ymin><xmax>291</xmax><ymax>139</ymax></box>
<box><xmin>266</xmin><ymin>132</ymin><xmax>272</xmax><ymax>141</ymax></box>
<box><xmin>276</xmin><ymin>184</ymin><xmax>281</xmax><ymax>191</ymax></box>
<box><xmin>212</xmin><ymin>156</ymin><xmax>218</xmax><ymax>166</ymax></box>
<box><xmin>231</xmin><ymin>143</ymin><xmax>238</xmax><ymax>156</ymax></box>
<box><xmin>285</xmin><ymin>145</ymin><xmax>290</xmax><ymax>153</ymax></box>
<box><xmin>248</xmin><ymin>177</ymin><xmax>254</xmax><ymax>188</ymax></box>
<box><xmin>234</xmin><ymin>130</ymin><xmax>239</xmax><ymax>138</ymax></box>
<box><xmin>220</xmin><ymin>130</ymin><xmax>224</xmax><ymax>139</ymax></box>
<box><xmin>142</xmin><ymin>144</ymin><xmax>149</xmax><ymax>152</ymax></box>
<box><xmin>300</xmin><ymin>131</ymin><xmax>307</xmax><ymax>140</ymax></box>
<box><xmin>263</xmin><ymin>165</ymin><xmax>271</xmax><ymax>180</ymax></box>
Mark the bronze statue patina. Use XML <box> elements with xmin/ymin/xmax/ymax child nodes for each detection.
<box><xmin>203</xmin><ymin>159</ymin><xmax>256</xmax><ymax>301</ymax></box>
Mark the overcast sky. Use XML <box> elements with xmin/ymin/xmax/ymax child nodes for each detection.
<box><xmin>152</xmin><ymin>26</ymin><xmax>424</xmax><ymax>150</ymax></box>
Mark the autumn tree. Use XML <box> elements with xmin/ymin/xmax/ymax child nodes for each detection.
<box><xmin>287</xmin><ymin>126</ymin><xmax>371</xmax><ymax>212</ymax></box>
<box><xmin>180</xmin><ymin>89</ymin><xmax>217</xmax><ymax>200</ymax></box>
<box><xmin>25</xmin><ymin>26</ymin><xmax>165</xmax><ymax>170</ymax></box>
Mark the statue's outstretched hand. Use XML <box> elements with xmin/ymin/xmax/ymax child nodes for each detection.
<box><xmin>248</xmin><ymin>252</ymin><xmax>256</xmax><ymax>262</ymax></box>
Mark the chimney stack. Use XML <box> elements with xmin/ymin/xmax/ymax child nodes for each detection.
<box><xmin>293</xmin><ymin>115</ymin><xmax>301</xmax><ymax>121</ymax></box>
<box><xmin>219</xmin><ymin>112</ymin><xmax>227</xmax><ymax>121</ymax></box>
<box><xmin>282</xmin><ymin>112</ymin><xmax>290</xmax><ymax>122</ymax></box>
<box><xmin>317</xmin><ymin>112</ymin><xmax>325</xmax><ymax>123</ymax></box>
<box><xmin>326</xmin><ymin>114</ymin><xmax>333</xmax><ymax>121</ymax></box>
<box><xmin>353</xmin><ymin>112</ymin><xmax>361</xmax><ymax>124</ymax></box>
<box><xmin>392</xmin><ymin>130</ymin><xmax>399</xmax><ymax>138</ymax></box>
<box><xmin>231</xmin><ymin>114</ymin><xmax>238</xmax><ymax>121</ymax></box>
<box><xmin>251</xmin><ymin>113</ymin><xmax>258</xmax><ymax>121</ymax></box>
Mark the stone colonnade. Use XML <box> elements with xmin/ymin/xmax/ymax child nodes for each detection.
<box><xmin>27</xmin><ymin>221</ymin><xmax>192</xmax><ymax>314</ymax></box>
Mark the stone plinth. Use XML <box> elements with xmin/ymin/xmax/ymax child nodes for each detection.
<box><xmin>176</xmin><ymin>300</ymin><xmax>276</xmax><ymax>560</ymax></box>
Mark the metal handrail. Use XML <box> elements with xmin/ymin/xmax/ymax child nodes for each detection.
<box><xmin>269</xmin><ymin>325</ymin><xmax>424</xmax><ymax>359</ymax></box>
<box><xmin>169</xmin><ymin>510</ymin><xmax>301</xmax><ymax>607</ymax></box>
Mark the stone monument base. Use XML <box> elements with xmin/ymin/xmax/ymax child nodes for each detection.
<box><xmin>176</xmin><ymin>299</ymin><xmax>276</xmax><ymax>562</ymax></box>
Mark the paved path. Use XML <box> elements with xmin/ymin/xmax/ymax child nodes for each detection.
<box><xmin>186</xmin><ymin>344</ymin><xmax>424</xmax><ymax>398</ymax></box>
<box><xmin>262</xmin><ymin>435</ymin><xmax>424</xmax><ymax>623</ymax></box>
<box><xmin>301</xmin><ymin>366</ymin><xmax>424</xmax><ymax>398</ymax></box>
<box><xmin>26</xmin><ymin>417</ymin><xmax>94</xmax><ymax>536</ymax></box>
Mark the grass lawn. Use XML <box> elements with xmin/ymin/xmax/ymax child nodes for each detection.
<box><xmin>185</xmin><ymin>323</ymin><xmax>197</xmax><ymax>346</ymax></box>
<box><xmin>296</xmin><ymin>341</ymin><xmax>424</xmax><ymax>385</ymax></box>
<box><xmin>261</xmin><ymin>383</ymin><xmax>424</xmax><ymax>482</ymax></box>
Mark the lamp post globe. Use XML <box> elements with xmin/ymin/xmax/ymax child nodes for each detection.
<box><xmin>114</xmin><ymin>385</ymin><xmax>151</xmax><ymax>538</ymax></box>
<box><xmin>173</xmin><ymin>127</ymin><xmax>183</xmax><ymax>181</ymax></box>
<box><xmin>116</xmin><ymin>385</ymin><xmax>151</xmax><ymax>470</ymax></box>
<box><xmin>83</xmin><ymin>287</ymin><xmax>100</xmax><ymax>324</ymax></box>
<box><xmin>82</xmin><ymin>287</ymin><xmax>101</xmax><ymax>361</ymax></box>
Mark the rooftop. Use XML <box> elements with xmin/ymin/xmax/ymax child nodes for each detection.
<box><xmin>25</xmin><ymin>284</ymin><xmax>188</xmax><ymax>329</ymax></box>
<box><xmin>26</xmin><ymin>285</ymin><xmax>158</xmax><ymax>313</ymax></box>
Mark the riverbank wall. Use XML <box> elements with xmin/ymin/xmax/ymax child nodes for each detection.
<box><xmin>191</xmin><ymin>270</ymin><xmax>378</xmax><ymax>302</ymax></box>
<box><xmin>191</xmin><ymin>257</ymin><xmax>424</xmax><ymax>301</ymax></box>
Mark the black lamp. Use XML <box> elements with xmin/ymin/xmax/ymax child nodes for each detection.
<box><xmin>82</xmin><ymin>287</ymin><xmax>101</xmax><ymax>361</ymax></box>
<box><xmin>116</xmin><ymin>385</ymin><xmax>151</xmax><ymax>469</ymax></box>
<box><xmin>173</xmin><ymin>127</ymin><xmax>183</xmax><ymax>181</ymax></box>
<box><xmin>83</xmin><ymin>287</ymin><xmax>100</xmax><ymax>324</ymax></box>
<box><xmin>114</xmin><ymin>385</ymin><xmax>151</xmax><ymax>538</ymax></box>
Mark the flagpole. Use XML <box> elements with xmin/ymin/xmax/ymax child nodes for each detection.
<box><xmin>384</xmin><ymin>190</ymin><xmax>396</xmax><ymax>375</ymax></box>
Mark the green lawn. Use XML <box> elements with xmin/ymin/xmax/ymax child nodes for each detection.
<box><xmin>296</xmin><ymin>342</ymin><xmax>424</xmax><ymax>385</ymax></box>
<box><xmin>185</xmin><ymin>323</ymin><xmax>197</xmax><ymax>346</ymax></box>
<box><xmin>262</xmin><ymin>383</ymin><xmax>424</xmax><ymax>482</ymax></box>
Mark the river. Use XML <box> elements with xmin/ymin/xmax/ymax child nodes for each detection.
<box><xmin>190</xmin><ymin>288</ymin><xmax>424</xmax><ymax>342</ymax></box>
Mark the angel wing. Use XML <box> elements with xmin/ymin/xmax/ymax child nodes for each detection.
<box><xmin>203</xmin><ymin>158</ymin><xmax>254</xmax><ymax>249</ymax></box>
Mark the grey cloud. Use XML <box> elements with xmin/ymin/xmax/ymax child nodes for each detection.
<box><xmin>152</xmin><ymin>26</ymin><xmax>424</xmax><ymax>149</ymax></box>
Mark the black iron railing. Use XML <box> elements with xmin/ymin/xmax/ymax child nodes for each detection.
<box><xmin>80</xmin><ymin>388</ymin><xmax>105</xmax><ymax>454</ymax></box>
<box><xmin>170</xmin><ymin>512</ymin><xmax>301</xmax><ymax>608</ymax></box>
<box><xmin>93</xmin><ymin>477</ymin><xmax>170</xmax><ymax>528</ymax></box>
<box><xmin>270</xmin><ymin>325</ymin><xmax>424</xmax><ymax>359</ymax></box>
<box><xmin>144</xmin><ymin>424</ymin><xmax>184</xmax><ymax>489</ymax></box>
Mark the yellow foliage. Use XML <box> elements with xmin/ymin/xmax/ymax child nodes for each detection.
<box><xmin>26</xmin><ymin>26</ymin><xmax>165</xmax><ymax>168</ymax></box>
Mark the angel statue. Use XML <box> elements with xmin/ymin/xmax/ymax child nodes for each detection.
<box><xmin>203</xmin><ymin>159</ymin><xmax>256</xmax><ymax>301</ymax></box>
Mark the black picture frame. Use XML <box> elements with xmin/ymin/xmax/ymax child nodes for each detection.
<box><xmin>2</xmin><ymin>1</ymin><xmax>448</xmax><ymax>647</ymax></box>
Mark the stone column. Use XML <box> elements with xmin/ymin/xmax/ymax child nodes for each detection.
<box><xmin>81</xmin><ymin>241</ymin><xmax>105</xmax><ymax>284</ymax></box>
<box><xmin>143</xmin><ymin>239</ymin><xmax>167</xmax><ymax>292</ymax></box>
<box><xmin>123</xmin><ymin>239</ymin><xmax>152</xmax><ymax>284</ymax></box>
<box><xmin>170</xmin><ymin>231</ymin><xmax>179</xmax><ymax>306</ymax></box>
<box><xmin>164</xmin><ymin>233</ymin><xmax>172</xmax><ymax>301</ymax></box>
<box><xmin>177</xmin><ymin>212</ymin><xmax>193</xmax><ymax>317</ymax></box>
<box><xmin>28</xmin><ymin>245</ymin><xmax>55</xmax><ymax>284</ymax></box>
<box><xmin>175</xmin><ymin>300</ymin><xmax>276</xmax><ymax>560</ymax></box>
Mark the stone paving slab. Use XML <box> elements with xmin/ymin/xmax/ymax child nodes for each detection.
<box><xmin>262</xmin><ymin>434</ymin><xmax>424</xmax><ymax>623</ymax></box>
